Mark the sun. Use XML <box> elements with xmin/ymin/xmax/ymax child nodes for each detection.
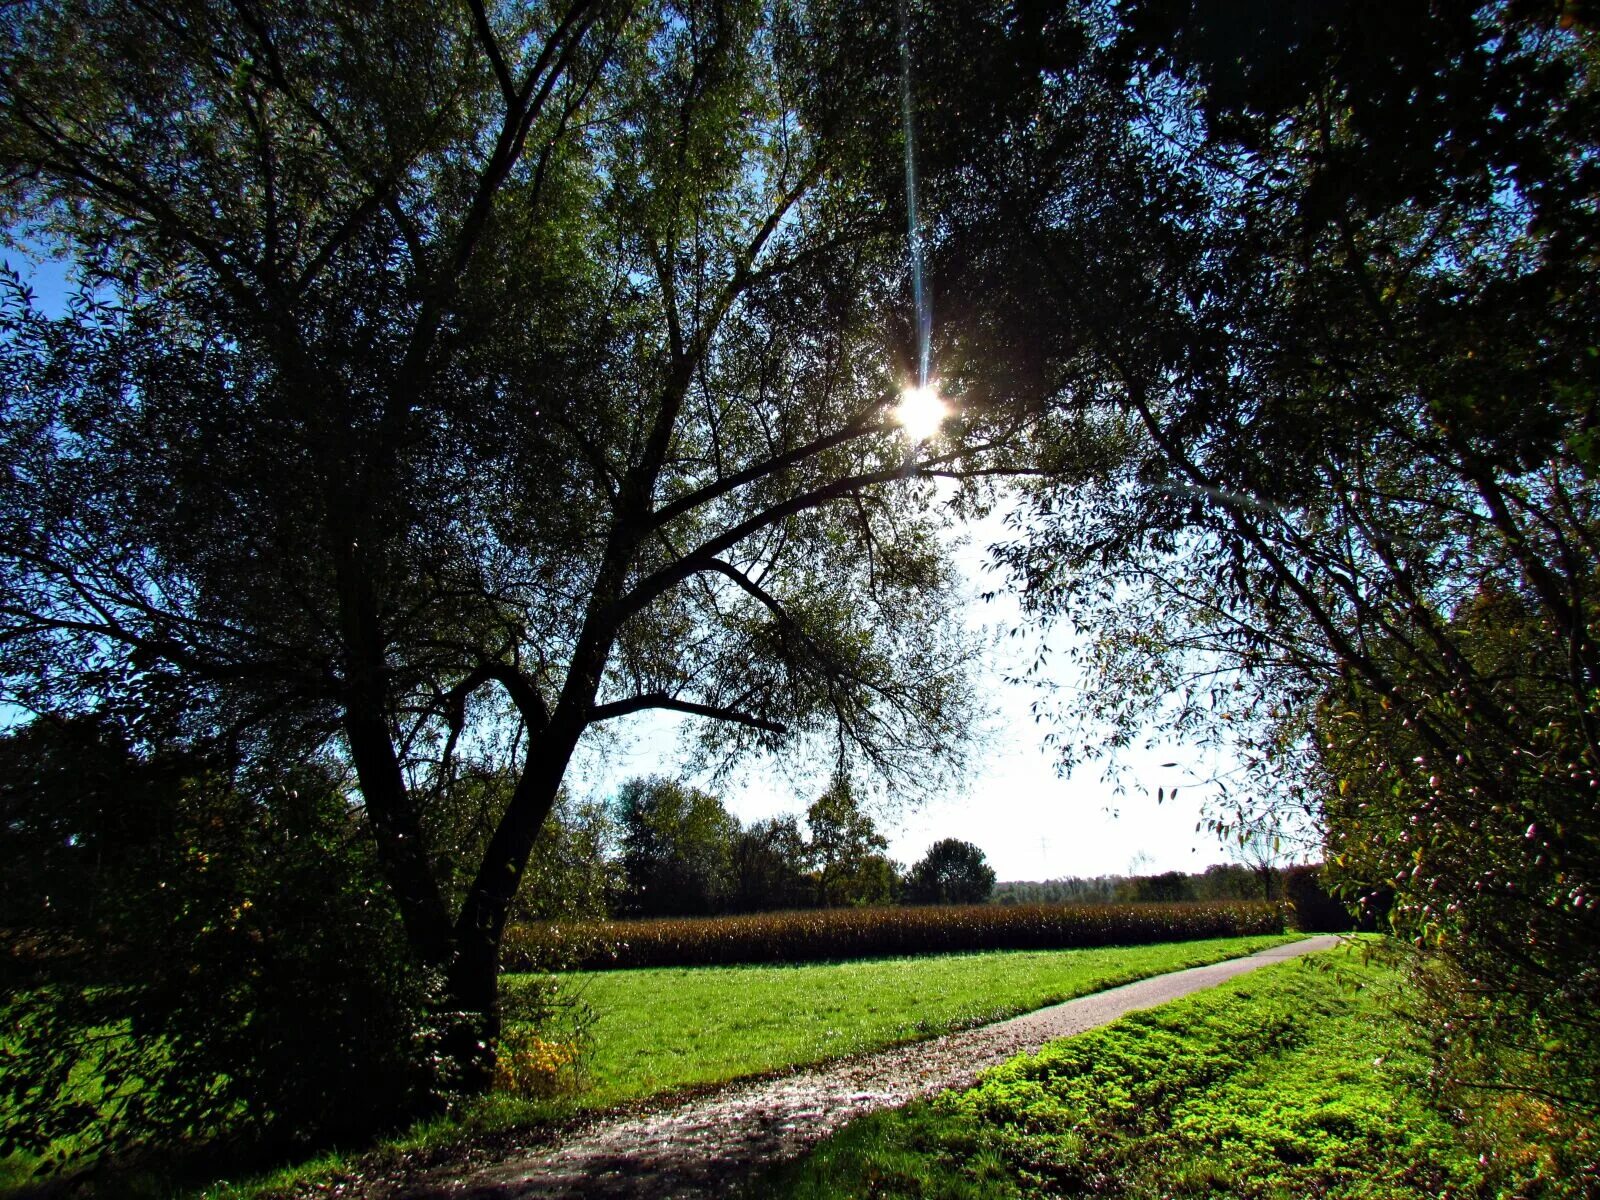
<box><xmin>892</xmin><ymin>382</ymin><xmax>948</xmax><ymax>443</ymax></box>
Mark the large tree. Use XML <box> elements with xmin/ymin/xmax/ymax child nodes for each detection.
<box><xmin>932</xmin><ymin>0</ymin><xmax>1599</xmax><ymax>1120</ymax></box>
<box><xmin>0</xmin><ymin>0</ymin><xmax>1042</xmax><ymax>1084</ymax></box>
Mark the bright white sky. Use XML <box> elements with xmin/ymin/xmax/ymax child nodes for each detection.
<box><xmin>14</xmin><ymin>250</ymin><xmax>1231</xmax><ymax>881</ymax></box>
<box><xmin>568</xmin><ymin>504</ymin><xmax>1230</xmax><ymax>881</ymax></box>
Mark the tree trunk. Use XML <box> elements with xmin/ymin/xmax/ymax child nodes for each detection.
<box><xmin>445</xmin><ymin>722</ymin><xmax>587</xmax><ymax>1091</ymax></box>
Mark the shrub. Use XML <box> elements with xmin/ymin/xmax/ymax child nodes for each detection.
<box><xmin>492</xmin><ymin>1032</ymin><xmax>584</xmax><ymax>1099</ymax></box>
<box><xmin>503</xmin><ymin>900</ymin><xmax>1285</xmax><ymax>971</ymax></box>
<box><xmin>1281</xmin><ymin>864</ymin><xmax>1355</xmax><ymax>932</ymax></box>
<box><xmin>490</xmin><ymin>970</ymin><xmax>594</xmax><ymax>1100</ymax></box>
<box><xmin>0</xmin><ymin>716</ymin><xmax>447</xmax><ymax>1168</ymax></box>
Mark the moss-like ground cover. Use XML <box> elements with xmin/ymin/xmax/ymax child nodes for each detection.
<box><xmin>759</xmin><ymin>943</ymin><xmax>1579</xmax><ymax>1199</ymax></box>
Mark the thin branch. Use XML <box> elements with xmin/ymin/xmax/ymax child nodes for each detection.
<box><xmin>465</xmin><ymin>0</ymin><xmax>519</xmax><ymax>107</ymax></box>
<box><xmin>649</xmin><ymin>408</ymin><xmax>891</xmax><ymax>530</ymax></box>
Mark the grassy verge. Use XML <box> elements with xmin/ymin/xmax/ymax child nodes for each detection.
<box><xmin>757</xmin><ymin>942</ymin><xmax>1581</xmax><ymax>1199</ymax></box>
<box><xmin>0</xmin><ymin>933</ymin><xmax>1298</xmax><ymax>1198</ymax></box>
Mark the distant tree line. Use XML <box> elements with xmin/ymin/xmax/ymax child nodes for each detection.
<box><xmin>515</xmin><ymin>774</ymin><xmax>996</xmax><ymax>920</ymax></box>
<box><xmin>992</xmin><ymin>863</ymin><xmax>1266</xmax><ymax>908</ymax></box>
<box><xmin>994</xmin><ymin>863</ymin><xmax>1365</xmax><ymax>933</ymax></box>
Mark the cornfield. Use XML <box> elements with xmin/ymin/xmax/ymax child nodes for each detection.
<box><xmin>502</xmin><ymin>900</ymin><xmax>1285</xmax><ymax>971</ymax></box>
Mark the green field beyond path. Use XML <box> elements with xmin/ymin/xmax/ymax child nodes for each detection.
<box><xmin>509</xmin><ymin>934</ymin><xmax>1298</xmax><ymax>1110</ymax></box>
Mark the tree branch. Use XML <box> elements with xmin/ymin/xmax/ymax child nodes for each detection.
<box><xmin>465</xmin><ymin>0</ymin><xmax>519</xmax><ymax>108</ymax></box>
<box><xmin>442</xmin><ymin>660</ymin><xmax>551</xmax><ymax>744</ymax></box>
<box><xmin>648</xmin><ymin>408</ymin><xmax>891</xmax><ymax>530</ymax></box>
<box><xmin>589</xmin><ymin>692</ymin><xmax>787</xmax><ymax>734</ymax></box>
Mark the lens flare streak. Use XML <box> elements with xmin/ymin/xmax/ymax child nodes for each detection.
<box><xmin>899</xmin><ymin>0</ymin><xmax>932</xmax><ymax>389</ymax></box>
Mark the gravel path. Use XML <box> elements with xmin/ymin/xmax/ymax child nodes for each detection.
<box><xmin>399</xmin><ymin>935</ymin><xmax>1341</xmax><ymax>1200</ymax></box>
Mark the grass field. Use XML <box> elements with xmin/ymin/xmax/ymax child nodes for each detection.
<box><xmin>11</xmin><ymin>933</ymin><xmax>1296</xmax><ymax>1199</ymax></box>
<box><xmin>755</xmin><ymin>942</ymin><xmax>1585</xmax><ymax>1199</ymax></box>
<box><xmin>523</xmin><ymin>933</ymin><xmax>1300</xmax><ymax>1109</ymax></box>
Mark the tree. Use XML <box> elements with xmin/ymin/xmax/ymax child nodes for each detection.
<box><xmin>729</xmin><ymin>814</ymin><xmax>815</xmax><ymax>912</ymax></box>
<box><xmin>1190</xmin><ymin>863</ymin><xmax>1261</xmax><ymax>903</ymax></box>
<box><xmin>1128</xmin><ymin>869</ymin><xmax>1191</xmax><ymax>905</ymax></box>
<box><xmin>0</xmin><ymin>0</ymin><xmax>1033</xmax><ymax>1094</ymax></box>
<box><xmin>931</xmin><ymin>0</ymin><xmax>1599</xmax><ymax>1125</ymax></box>
<box><xmin>515</xmin><ymin>795</ymin><xmax>619</xmax><ymax>923</ymax></box>
<box><xmin>613</xmin><ymin>776</ymin><xmax>737</xmax><ymax>917</ymax></box>
<box><xmin>805</xmin><ymin>777</ymin><xmax>894</xmax><ymax>906</ymax></box>
<box><xmin>904</xmin><ymin>837</ymin><xmax>994</xmax><ymax>904</ymax></box>
<box><xmin>426</xmin><ymin>764</ymin><xmax>617</xmax><ymax>923</ymax></box>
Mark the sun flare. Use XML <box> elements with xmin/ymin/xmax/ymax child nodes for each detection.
<box><xmin>893</xmin><ymin>382</ymin><xmax>948</xmax><ymax>443</ymax></box>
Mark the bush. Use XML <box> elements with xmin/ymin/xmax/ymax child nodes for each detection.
<box><xmin>503</xmin><ymin>900</ymin><xmax>1286</xmax><ymax>971</ymax></box>
<box><xmin>491</xmin><ymin>970</ymin><xmax>594</xmax><ymax>1100</ymax></box>
<box><xmin>1280</xmin><ymin>864</ymin><xmax>1355</xmax><ymax>932</ymax></box>
<box><xmin>0</xmin><ymin>716</ymin><xmax>447</xmax><ymax>1168</ymax></box>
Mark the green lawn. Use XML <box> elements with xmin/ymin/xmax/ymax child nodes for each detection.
<box><xmin>508</xmin><ymin>933</ymin><xmax>1299</xmax><ymax>1109</ymax></box>
<box><xmin>756</xmin><ymin>942</ymin><xmax>1579</xmax><ymax>1199</ymax></box>
<box><xmin>2</xmin><ymin>933</ymin><xmax>1298</xmax><ymax>1198</ymax></box>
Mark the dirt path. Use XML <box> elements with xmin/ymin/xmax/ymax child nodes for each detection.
<box><xmin>397</xmin><ymin>935</ymin><xmax>1341</xmax><ymax>1200</ymax></box>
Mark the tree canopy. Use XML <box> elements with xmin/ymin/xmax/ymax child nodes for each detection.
<box><xmin>0</xmin><ymin>0</ymin><xmax>1047</xmax><ymax>1091</ymax></box>
<box><xmin>904</xmin><ymin>836</ymin><xmax>994</xmax><ymax>904</ymax></box>
<box><xmin>947</xmin><ymin>0</ymin><xmax>1600</xmax><ymax>1120</ymax></box>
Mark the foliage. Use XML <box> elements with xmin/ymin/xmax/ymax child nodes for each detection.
<box><xmin>613</xmin><ymin>776</ymin><xmax>738</xmax><ymax>917</ymax></box>
<box><xmin>514</xmin><ymin>797</ymin><xmax>619</xmax><ymax>924</ymax></box>
<box><xmin>1187</xmin><ymin>863</ymin><xmax>1268</xmax><ymax>903</ymax></box>
<box><xmin>806</xmin><ymin>778</ymin><xmax>898</xmax><ymax>907</ymax></box>
<box><xmin>1280</xmin><ymin>864</ymin><xmax>1356</xmax><ymax>933</ymax></box>
<box><xmin>760</xmin><ymin>945</ymin><xmax>1591</xmax><ymax>1199</ymax></box>
<box><xmin>491</xmin><ymin>1033</ymin><xmax>583</xmax><ymax>1100</ymax></box>
<box><xmin>993</xmin><ymin>863</ymin><xmax>1270</xmax><ymax>907</ymax></box>
<box><xmin>1127</xmin><ymin>870</ymin><xmax>1191</xmax><ymax>904</ymax></box>
<box><xmin>931</xmin><ymin>0</ymin><xmax>1600</xmax><ymax>1130</ymax></box>
<box><xmin>503</xmin><ymin>900</ymin><xmax>1284</xmax><ymax>970</ymax></box>
<box><xmin>522</xmin><ymin>934</ymin><xmax>1298</xmax><ymax>1111</ymax></box>
<box><xmin>0</xmin><ymin>715</ymin><xmax>445</xmax><ymax>1166</ymax></box>
<box><xmin>729</xmin><ymin>815</ymin><xmax>816</xmax><ymax>913</ymax></box>
<box><xmin>485</xmin><ymin>952</ymin><xmax>598</xmax><ymax>1104</ymax></box>
<box><xmin>904</xmin><ymin>838</ymin><xmax>996</xmax><ymax>905</ymax></box>
<box><xmin>0</xmin><ymin>0</ymin><xmax>1024</xmax><ymax>1086</ymax></box>
<box><xmin>606</xmin><ymin>776</ymin><xmax>907</xmax><ymax>916</ymax></box>
<box><xmin>423</xmin><ymin>767</ymin><xmax>617</xmax><ymax>924</ymax></box>
<box><xmin>1317</xmin><ymin>585</ymin><xmax>1600</xmax><ymax>1110</ymax></box>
